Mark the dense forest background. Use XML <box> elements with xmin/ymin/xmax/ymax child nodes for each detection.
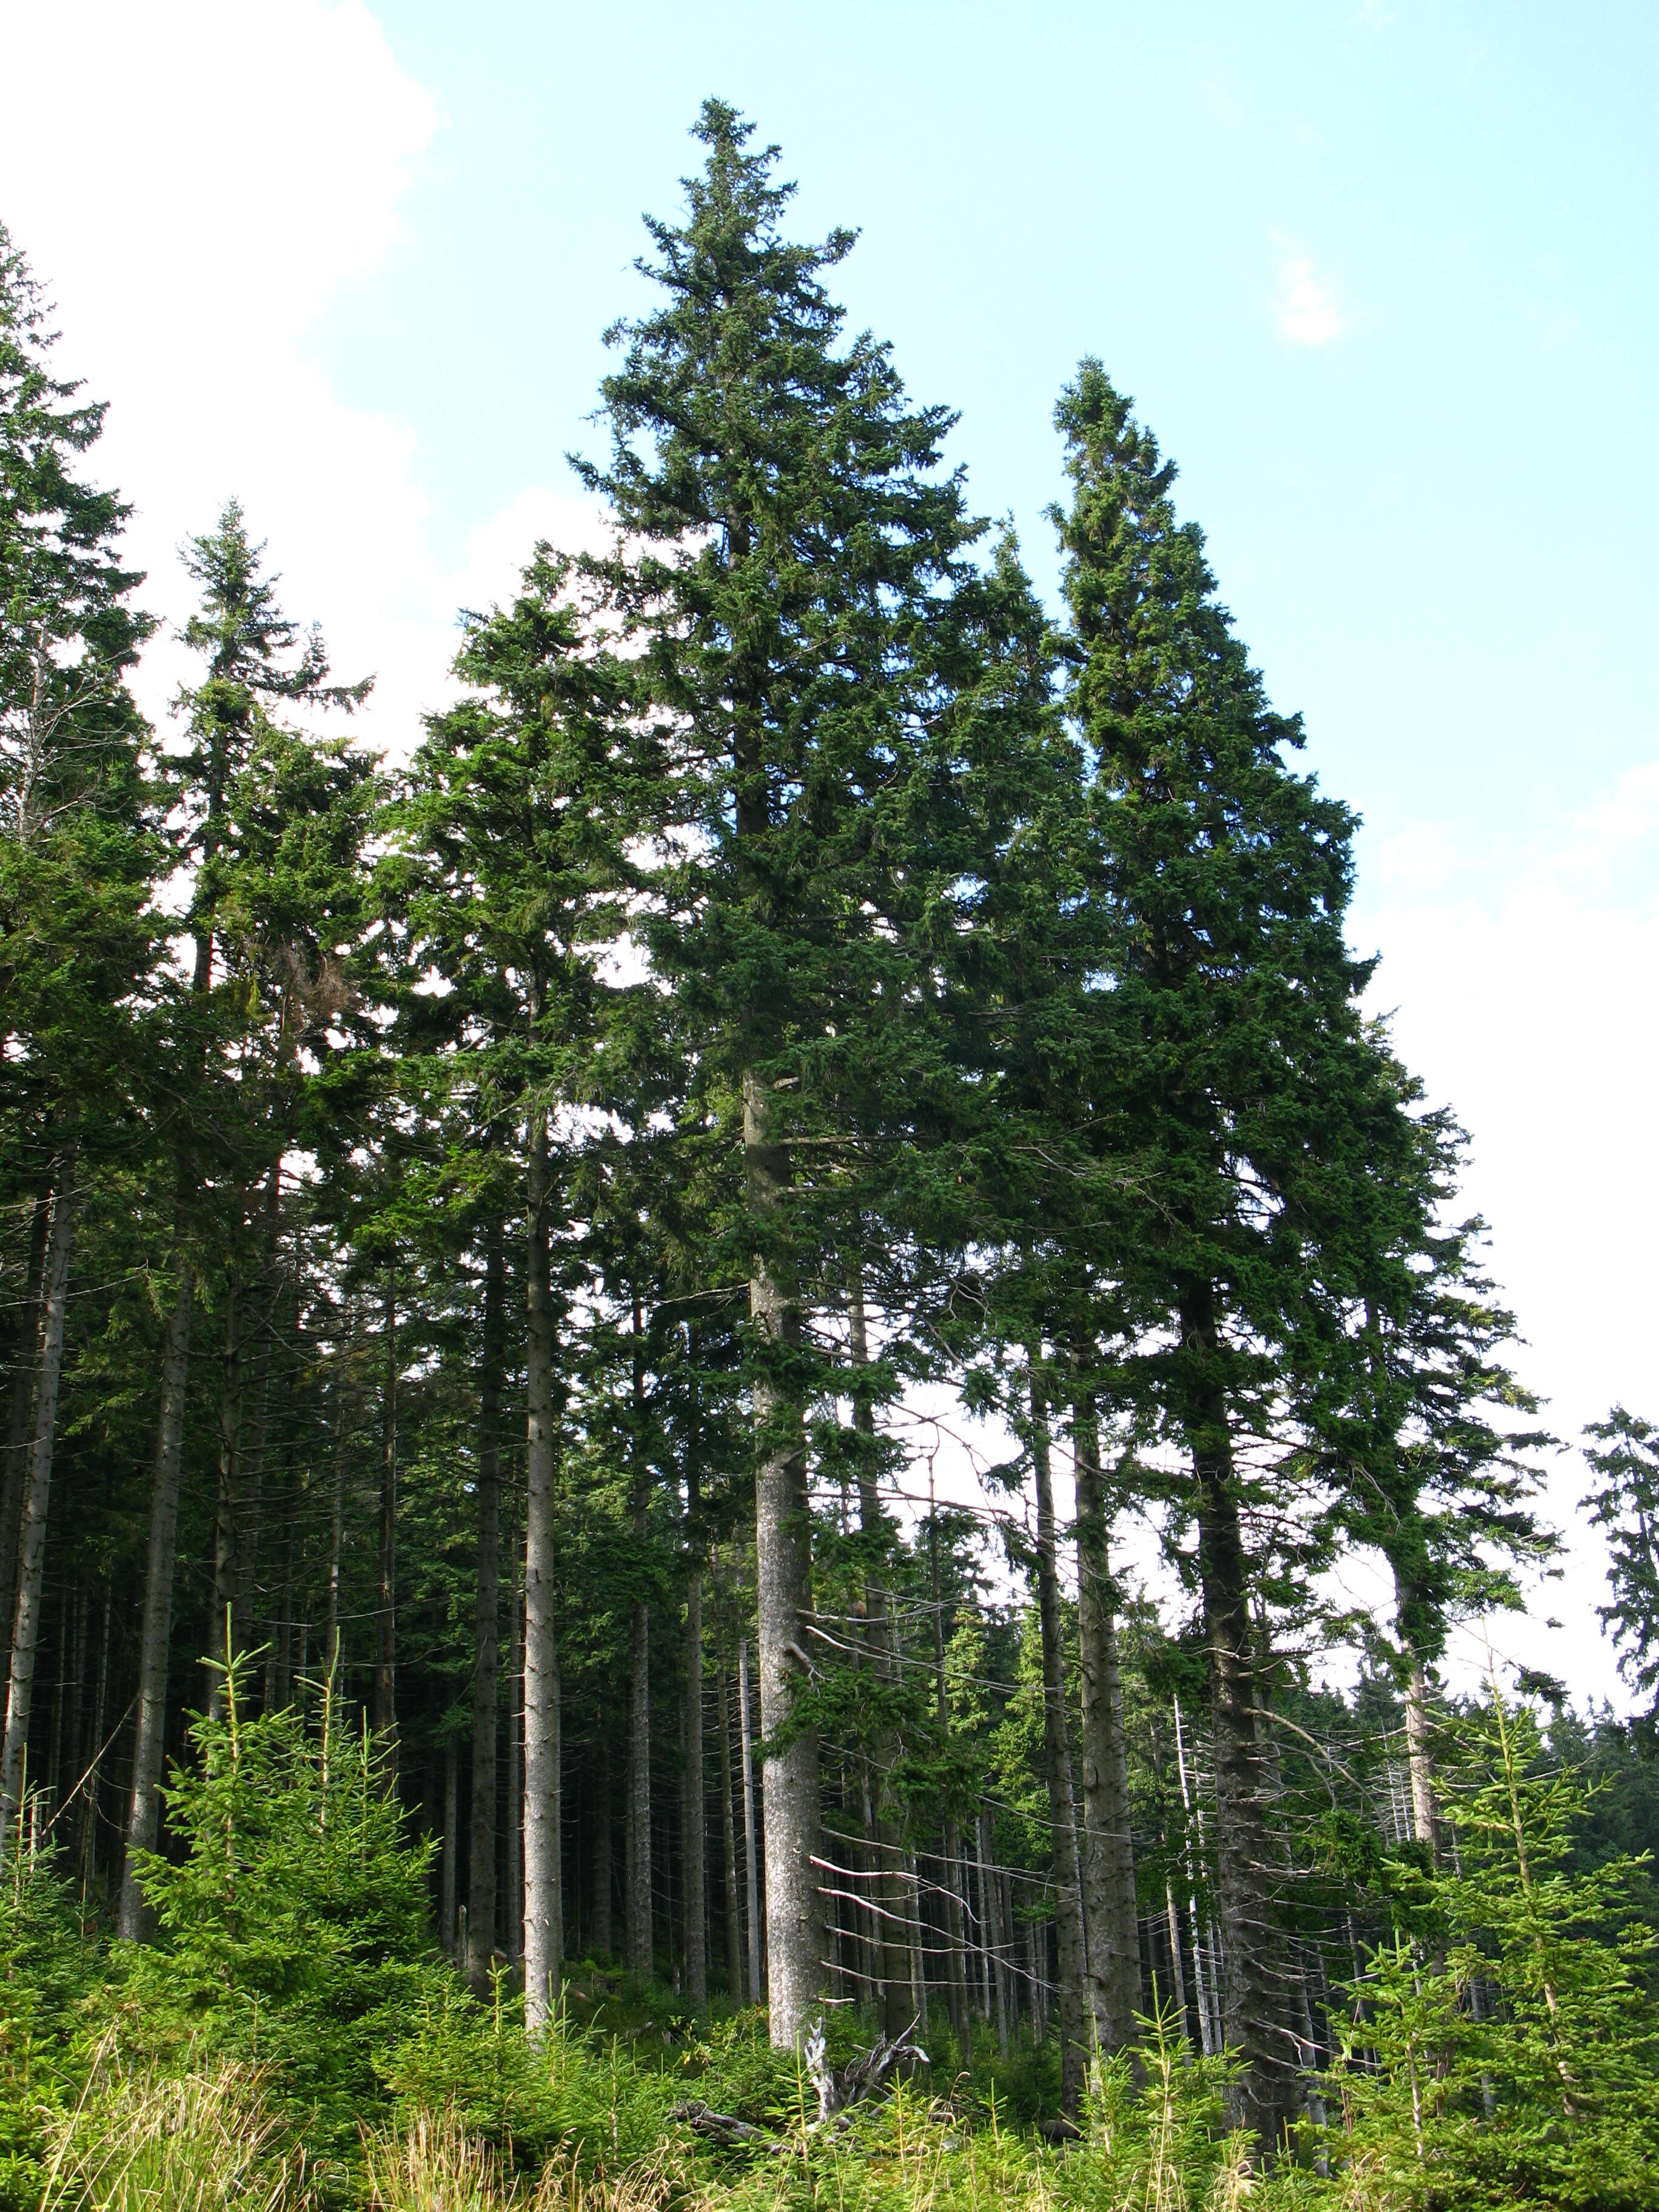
<box><xmin>4</xmin><ymin>99</ymin><xmax>1659</xmax><ymax>2211</ymax></box>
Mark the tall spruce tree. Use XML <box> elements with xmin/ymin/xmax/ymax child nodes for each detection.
<box><xmin>119</xmin><ymin>504</ymin><xmax>367</xmax><ymax>1939</ymax></box>
<box><xmin>386</xmin><ymin>544</ymin><xmax>636</xmax><ymax>2034</ymax></box>
<box><xmin>1051</xmin><ymin>360</ymin><xmax>1378</xmax><ymax>2151</ymax></box>
<box><xmin>0</xmin><ymin>227</ymin><xmax>154</xmax><ymax>1851</ymax></box>
<box><xmin>578</xmin><ymin>100</ymin><xmax>980</xmax><ymax>2046</ymax></box>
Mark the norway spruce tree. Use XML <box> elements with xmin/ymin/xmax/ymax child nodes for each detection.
<box><xmin>387</xmin><ymin>545</ymin><xmax>635</xmax><ymax>2033</ymax></box>
<box><xmin>0</xmin><ymin>226</ymin><xmax>154</xmax><ymax>1852</ymax></box>
<box><xmin>579</xmin><ymin>101</ymin><xmax>980</xmax><ymax>2046</ymax></box>
<box><xmin>1051</xmin><ymin>360</ymin><xmax>1376</xmax><ymax>2151</ymax></box>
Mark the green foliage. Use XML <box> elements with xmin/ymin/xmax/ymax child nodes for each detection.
<box><xmin>0</xmin><ymin>1838</ymin><xmax>98</xmax><ymax>2209</ymax></box>
<box><xmin>116</xmin><ymin>1661</ymin><xmax>438</xmax><ymax>2156</ymax></box>
<box><xmin>1584</xmin><ymin>1408</ymin><xmax>1659</xmax><ymax>1724</ymax></box>
<box><xmin>1327</xmin><ymin>1684</ymin><xmax>1659</xmax><ymax>2208</ymax></box>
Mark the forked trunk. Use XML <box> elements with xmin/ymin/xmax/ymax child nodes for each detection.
<box><xmin>522</xmin><ymin>1106</ymin><xmax>563</xmax><ymax>2033</ymax></box>
<box><xmin>466</xmin><ymin>1215</ymin><xmax>505</xmax><ymax>1992</ymax></box>
<box><xmin>1027</xmin><ymin>1356</ymin><xmax>1088</xmax><ymax>2114</ymax></box>
<box><xmin>743</xmin><ymin>1070</ymin><xmax>819</xmax><ymax>2046</ymax></box>
<box><xmin>0</xmin><ymin>1142</ymin><xmax>75</xmax><ymax>1851</ymax></box>
<box><xmin>1071</xmin><ymin>1389</ymin><xmax>1141</xmax><ymax>2057</ymax></box>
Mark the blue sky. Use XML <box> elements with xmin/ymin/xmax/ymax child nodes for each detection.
<box><xmin>4</xmin><ymin>0</ymin><xmax>1655</xmax><ymax>1703</ymax></box>
<box><xmin>337</xmin><ymin>1</ymin><xmax>1659</xmax><ymax>847</ymax></box>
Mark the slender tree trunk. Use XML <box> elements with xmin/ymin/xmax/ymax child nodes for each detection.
<box><xmin>0</xmin><ymin>1190</ymin><xmax>50</xmax><ymax>1638</ymax></box>
<box><xmin>625</xmin><ymin>1289</ymin><xmax>651</xmax><ymax>1983</ymax></box>
<box><xmin>62</xmin><ymin>1578</ymin><xmax>86</xmax><ymax>1810</ymax></box>
<box><xmin>325</xmin><ymin>1314</ymin><xmax>351</xmax><ymax>1689</ymax></box>
<box><xmin>742</xmin><ymin>1072</ymin><xmax>819</xmax><ymax>2046</ymax></box>
<box><xmin>467</xmin><ymin>1215</ymin><xmax>505</xmax><ymax>1992</ymax></box>
<box><xmin>1172</xmin><ymin>1702</ymin><xmax>1218</xmax><ymax>2057</ymax></box>
<box><xmin>118</xmin><ymin>1247</ymin><xmax>195</xmax><ymax>1940</ymax></box>
<box><xmin>441</xmin><ymin>1734</ymin><xmax>459</xmax><ymax>1954</ymax></box>
<box><xmin>849</xmin><ymin>1270</ymin><xmax>911</xmax><ymax>2036</ymax></box>
<box><xmin>980</xmin><ymin>1803</ymin><xmax>1010</xmax><ymax>2055</ymax></box>
<box><xmin>207</xmin><ymin>1274</ymin><xmax>242</xmax><ymax>1718</ymax></box>
<box><xmin>1028</xmin><ymin>1355</ymin><xmax>1088</xmax><ymax>2114</ymax></box>
<box><xmin>591</xmin><ymin>1725</ymin><xmax>612</xmax><ymax>1958</ymax></box>
<box><xmin>522</xmin><ymin>1105</ymin><xmax>562</xmax><ymax>2034</ymax></box>
<box><xmin>1393</xmin><ymin>1570</ymin><xmax>1443</xmax><ymax>1862</ymax></box>
<box><xmin>928</xmin><ymin>1501</ymin><xmax>971</xmax><ymax>2049</ymax></box>
<box><xmin>738</xmin><ymin>1630</ymin><xmax>762</xmax><ymax>2004</ymax></box>
<box><xmin>506</xmin><ymin>1522</ymin><xmax>524</xmax><ymax>1962</ymax></box>
<box><xmin>717</xmin><ymin>1653</ymin><xmax>743</xmax><ymax>2000</ymax></box>
<box><xmin>238</xmin><ymin>1167</ymin><xmax>283</xmax><ymax>1703</ymax></box>
<box><xmin>0</xmin><ymin>1143</ymin><xmax>75</xmax><ymax>1852</ymax></box>
<box><xmin>1071</xmin><ymin>1389</ymin><xmax>1141</xmax><ymax>2058</ymax></box>
<box><xmin>1179</xmin><ymin>1282</ymin><xmax>1297</xmax><ymax>2152</ymax></box>
<box><xmin>80</xmin><ymin>1581</ymin><xmax>110</xmax><ymax>1888</ymax></box>
<box><xmin>682</xmin><ymin>1461</ymin><xmax>706</xmax><ymax>2011</ymax></box>
<box><xmin>373</xmin><ymin>1272</ymin><xmax>398</xmax><ymax>1771</ymax></box>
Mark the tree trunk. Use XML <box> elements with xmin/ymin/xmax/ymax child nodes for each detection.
<box><xmin>928</xmin><ymin>1499</ymin><xmax>971</xmax><ymax>2050</ymax></box>
<box><xmin>441</xmin><ymin>1734</ymin><xmax>459</xmax><ymax>1954</ymax></box>
<box><xmin>591</xmin><ymin>1724</ymin><xmax>612</xmax><ymax>1958</ymax></box>
<box><xmin>743</xmin><ymin>1071</ymin><xmax>819</xmax><ymax>2047</ymax></box>
<box><xmin>717</xmin><ymin>1653</ymin><xmax>744</xmax><ymax>2000</ymax></box>
<box><xmin>118</xmin><ymin>1247</ymin><xmax>195</xmax><ymax>1940</ymax></box>
<box><xmin>522</xmin><ymin>1107</ymin><xmax>563</xmax><ymax>2034</ymax></box>
<box><xmin>373</xmin><ymin>1272</ymin><xmax>398</xmax><ymax>1771</ymax></box>
<box><xmin>980</xmin><ymin>1803</ymin><xmax>1009</xmax><ymax>2054</ymax></box>
<box><xmin>506</xmin><ymin>1521</ymin><xmax>524</xmax><ymax>1962</ymax></box>
<box><xmin>1027</xmin><ymin>1355</ymin><xmax>1088</xmax><ymax>2114</ymax></box>
<box><xmin>466</xmin><ymin>1214</ymin><xmax>505</xmax><ymax>1993</ymax></box>
<box><xmin>0</xmin><ymin>1188</ymin><xmax>50</xmax><ymax>1640</ymax></box>
<box><xmin>738</xmin><ymin>1629</ymin><xmax>762</xmax><ymax>2004</ymax></box>
<box><xmin>849</xmin><ymin>1270</ymin><xmax>911</xmax><ymax>2037</ymax></box>
<box><xmin>1393</xmin><ymin>1570</ymin><xmax>1443</xmax><ymax>1862</ymax></box>
<box><xmin>0</xmin><ymin>1143</ymin><xmax>74</xmax><ymax>1852</ymax></box>
<box><xmin>1179</xmin><ymin>1282</ymin><xmax>1297</xmax><ymax>2153</ymax></box>
<box><xmin>206</xmin><ymin>1274</ymin><xmax>242</xmax><ymax>1718</ymax></box>
<box><xmin>325</xmin><ymin>1310</ymin><xmax>351</xmax><ymax>1687</ymax></box>
<box><xmin>682</xmin><ymin>1460</ymin><xmax>706</xmax><ymax>2011</ymax></box>
<box><xmin>1071</xmin><ymin>1389</ymin><xmax>1141</xmax><ymax>2058</ymax></box>
<box><xmin>238</xmin><ymin>1167</ymin><xmax>283</xmax><ymax>1703</ymax></box>
<box><xmin>626</xmin><ymin>1290</ymin><xmax>651</xmax><ymax>1983</ymax></box>
<box><xmin>80</xmin><ymin>1581</ymin><xmax>111</xmax><ymax>1887</ymax></box>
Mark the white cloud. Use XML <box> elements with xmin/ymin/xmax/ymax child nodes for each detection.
<box><xmin>1277</xmin><ymin>253</ymin><xmax>1346</xmax><ymax>346</ymax></box>
<box><xmin>1352</xmin><ymin>759</ymin><xmax>1659</xmax><ymax>1709</ymax></box>
<box><xmin>0</xmin><ymin>0</ymin><xmax>603</xmax><ymax>762</ymax></box>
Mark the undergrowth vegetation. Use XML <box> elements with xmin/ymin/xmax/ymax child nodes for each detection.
<box><xmin>0</xmin><ymin>1671</ymin><xmax>1652</xmax><ymax>2210</ymax></box>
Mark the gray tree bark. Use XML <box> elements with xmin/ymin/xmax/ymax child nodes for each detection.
<box><xmin>626</xmin><ymin>1289</ymin><xmax>652</xmax><ymax>1983</ymax></box>
<box><xmin>682</xmin><ymin>1457</ymin><xmax>706</xmax><ymax>2011</ymax></box>
<box><xmin>1179</xmin><ymin>1282</ymin><xmax>1298</xmax><ymax>2153</ymax></box>
<box><xmin>1071</xmin><ymin>1390</ymin><xmax>1142</xmax><ymax>2058</ymax></box>
<box><xmin>0</xmin><ymin>1142</ymin><xmax>74</xmax><ymax>1851</ymax></box>
<box><xmin>206</xmin><ymin>1273</ymin><xmax>242</xmax><ymax>1718</ymax></box>
<box><xmin>466</xmin><ymin>1215</ymin><xmax>505</xmax><ymax>1992</ymax></box>
<box><xmin>849</xmin><ymin>1272</ymin><xmax>911</xmax><ymax>2037</ymax></box>
<box><xmin>738</xmin><ymin>1629</ymin><xmax>761</xmax><ymax>2003</ymax></box>
<box><xmin>743</xmin><ymin>1071</ymin><xmax>819</xmax><ymax>2047</ymax></box>
<box><xmin>373</xmin><ymin>1272</ymin><xmax>398</xmax><ymax>1774</ymax></box>
<box><xmin>717</xmin><ymin>1651</ymin><xmax>744</xmax><ymax>2000</ymax></box>
<box><xmin>522</xmin><ymin>1106</ymin><xmax>563</xmax><ymax>2034</ymax></box>
<box><xmin>118</xmin><ymin>1247</ymin><xmax>195</xmax><ymax>1940</ymax></box>
<box><xmin>0</xmin><ymin>1188</ymin><xmax>50</xmax><ymax>1638</ymax></box>
<box><xmin>1028</xmin><ymin>1356</ymin><xmax>1088</xmax><ymax>2114</ymax></box>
